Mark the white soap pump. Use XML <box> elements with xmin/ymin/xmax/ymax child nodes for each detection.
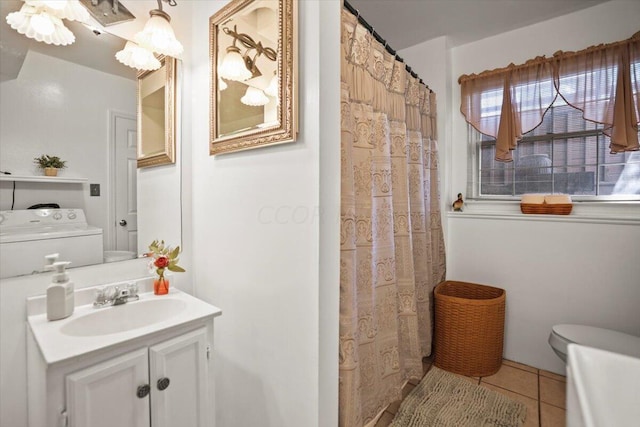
<box><xmin>44</xmin><ymin>257</ymin><xmax>75</xmax><ymax>321</ymax></box>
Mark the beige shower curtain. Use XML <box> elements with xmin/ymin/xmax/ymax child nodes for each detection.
<box><xmin>339</xmin><ymin>10</ymin><xmax>446</xmax><ymax>427</ymax></box>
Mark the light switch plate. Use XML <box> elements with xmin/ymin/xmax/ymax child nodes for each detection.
<box><xmin>90</xmin><ymin>184</ymin><xmax>100</xmax><ymax>197</ymax></box>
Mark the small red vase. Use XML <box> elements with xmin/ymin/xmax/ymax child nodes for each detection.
<box><xmin>154</xmin><ymin>277</ymin><xmax>170</xmax><ymax>295</ymax></box>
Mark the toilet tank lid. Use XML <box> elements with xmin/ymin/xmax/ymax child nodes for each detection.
<box><xmin>553</xmin><ymin>324</ymin><xmax>640</xmax><ymax>358</ymax></box>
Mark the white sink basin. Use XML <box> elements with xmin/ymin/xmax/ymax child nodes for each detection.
<box><xmin>567</xmin><ymin>344</ymin><xmax>640</xmax><ymax>427</ymax></box>
<box><xmin>27</xmin><ymin>287</ymin><xmax>222</xmax><ymax>365</ymax></box>
<box><xmin>60</xmin><ymin>298</ymin><xmax>187</xmax><ymax>337</ymax></box>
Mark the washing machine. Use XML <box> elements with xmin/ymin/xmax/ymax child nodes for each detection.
<box><xmin>0</xmin><ymin>209</ymin><xmax>104</xmax><ymax>278</ymax></box>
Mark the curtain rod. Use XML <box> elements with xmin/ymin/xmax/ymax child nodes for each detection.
<box><xmin>343</xmin><ymin>0</ymin><xmax>427</xmax><ymax>88</ymax></box>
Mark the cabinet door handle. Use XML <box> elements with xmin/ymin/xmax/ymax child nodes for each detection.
<box><xmin>157</xmin><ymin>377</ymin><xmax>171</xmax><ymax>391</ymax></box>
<box><xmin>136</xmin><ymin>384</ymin><xmax>150</xmax><ymax>398</ymax></box>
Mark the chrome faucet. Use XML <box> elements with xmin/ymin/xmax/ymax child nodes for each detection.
<box><xmin>94</xmin><ymin>283</ymin><xmax>140</xmax><ymax>308</ymax></box>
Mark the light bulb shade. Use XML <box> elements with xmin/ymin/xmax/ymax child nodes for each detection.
<box><xmin>27</xmin><ymin>0</ymin><xmax>68</xmax><ymax>11</ymax></box>
<box><xmin>115</xmin><ymin>41</ymin><xmax>161</xmax><ymax>71</ymax></box>
<box><xmin>135</xmin><ymin>10</ymin><xmax>183</xmax><ymax>57</ymax></box>
<box><xmin>25</xmin><ymin>0</ymin><xmax>90</xmax><ymax>22</ymax></box>
<box><xmin>6</xmin><ymin>4</ymin><xmax>75</xmax><ymax>46</ymax></box>
<box><xmin>219</xmin><ymin>49</ymin><xmax>252</xmax><ymax>82</ymax></box>
<box><xmin>241</xmin><ymin>86</ymin><xmax>269</xmax><ymax>107</ymax></box>
<box><xmin>218</xmin><ymin>78</ymin><xmax>228</xmax><ymax>91</ymax></box>
<box><xmin>264</xmin><ymin>73</ymin><xmax>278</xmax><ymax>97</ymax></box>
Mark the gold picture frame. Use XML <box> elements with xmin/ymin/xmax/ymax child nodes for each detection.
<box><xmin>210</xmin><ymin>0</ymin><xmax>297</xmax><ymax>155</ymax></box>
<box><xmin>137</xmin><ymin>55</ymin><xmax>177</xmax><ymax>168</ymax></box>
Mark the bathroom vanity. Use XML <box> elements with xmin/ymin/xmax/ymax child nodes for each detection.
<box><xmin>26</xmin><ymin>280</ymin><xmax>222</xmax><ymax>427</ymax></box>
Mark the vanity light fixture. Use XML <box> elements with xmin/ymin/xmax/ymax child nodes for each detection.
<box><xmin>218</xmin><ymin>25</ymin><xmax>277</xmax><ymax>82</ymax></box>
<box><xmin>134</xmin><ymin>0</ymin><xmax>183</xmax><ymax>57</ymax></box>
<box><xmin>5</xmin><ymin>0</ymin><xmax>90</xmax><ymax>46</ymax></box>
<box><xmin>115</xmin><ymin>41</ymin><xmax>161</xmax><ymax>71</ymax></box>
<box><xmin>240</xmin><ymin>86</ymin><xmax>270</xmax><ymax>107</ymax></box>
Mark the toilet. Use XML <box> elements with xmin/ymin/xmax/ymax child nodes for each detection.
<box><xmin>549</xmin><ymin>324</ymin><xmax>640</xmax><ymax>362</ymax></box>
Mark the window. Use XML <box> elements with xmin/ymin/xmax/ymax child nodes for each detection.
<box><xmin>471</xmin><ymin>98</ymin><xmax>640</xmax><ymax>199</ymax></box>
<box><xmin>461</xmin><ymin>33</ymin><xmax>640</xmax><ymax>201</ymax></box>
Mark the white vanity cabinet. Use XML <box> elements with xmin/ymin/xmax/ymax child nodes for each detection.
<box><xmin>66</xmin><ymin>328</ymin><xmax>209</xmax><ymax>427</ymax></box>
<box><xmin>26</xmin><ymin>288</ymin><xmax>221</xmax><ymax>427</ymax></box>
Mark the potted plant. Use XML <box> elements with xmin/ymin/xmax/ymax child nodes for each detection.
<box><xmin>33</xmin><ymin>154</ymin><xmax>67</xmax><ymax>176</ymax></box>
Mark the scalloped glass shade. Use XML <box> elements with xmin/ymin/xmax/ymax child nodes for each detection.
<box><xmin>219</xmin><ymin>50</ymin><xmax>252</xmax><ymax>82</ymax></box>
<box><xmin>218</xmin><ymin>78</ymin><xmax>228</xmax><ymax>91</ymax></box>
<box><xmin>115</xmin><ymin>41</ymin><xmax>161</xmax><ymax>71</ymax></box>
<box><xmin>6</xmin><ymin>4</ymin><xmax>75</xmax><ymax>46</ymax></box>
<box><xmin>241</xmin><ymin>86</ymin><xmax>269</xmax><ymax>107</ymax></box>
<box><xmin>25</xmin><ymin>0</ymin><xmax>89</xmax><ymax>22</ymax></box>
<box><xmin>264</xmin><ymin>73</ymin><xmax>278</xmax><ymax>97</ymax></box>
<box><xmin>135</xmin><ymin>13</ymin><xmax>183</xmax><ymax>57</ymax></box>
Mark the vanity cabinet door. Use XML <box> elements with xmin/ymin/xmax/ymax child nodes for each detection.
<box><xmin>66</xmin><ymin>348</ymin><xmax>150</xmax><ymax>427</ymax></box>
<box><xmin>149</xmin><ymin>327</ymin><xmax>209</xmax><ymax>427</ymax></box>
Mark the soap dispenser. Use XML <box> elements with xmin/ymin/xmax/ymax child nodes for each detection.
<box><xmin>45</xmin><ymin>260</ymin><xmax>74</xmax><ymax>321</ymax></box>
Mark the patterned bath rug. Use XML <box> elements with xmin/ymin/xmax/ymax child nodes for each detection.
<box><xmin>390</xmin><ymin>366</ymin><xmax>527</xmax><ymax>427</ymax></box>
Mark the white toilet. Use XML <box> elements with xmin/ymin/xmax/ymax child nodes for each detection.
<box><xmin>548</xmin><ymin>324</ymin><xmax>640</xmax><ymax>362</ymax></box>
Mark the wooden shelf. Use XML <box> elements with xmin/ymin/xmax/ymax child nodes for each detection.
<box><xmin>0</xmin><ymin>174</ymin><xmax>87</xmax><ymax>184</ymax></box>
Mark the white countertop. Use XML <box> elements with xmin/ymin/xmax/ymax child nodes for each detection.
<box><xmin>28</xmin><ymin>287</ymin><xmax>222</xmax><ymax>365</ymax></box>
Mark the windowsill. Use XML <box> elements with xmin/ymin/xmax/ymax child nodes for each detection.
<box><xmin>447</xmin><ymin>200</ymin><xmax>640</xmax><ymax>225</ymax></box>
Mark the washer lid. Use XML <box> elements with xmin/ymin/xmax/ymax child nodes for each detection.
<box><xmin>0</xmin><ymin>225</ymin><xmax>102</xmax><ymax>243</ymax></box>
<box><xmin>552</xmin><ymin>324</ymin><xmax>640</xmax><ymax>358</ymax></box>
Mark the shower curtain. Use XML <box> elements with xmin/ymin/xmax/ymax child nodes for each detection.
<box><xmin>339</xmin><ymin>10</ymin><xmax>446</xmax><ymax>427</ymax></box>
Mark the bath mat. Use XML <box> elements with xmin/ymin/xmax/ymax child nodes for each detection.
<box><xmin>390</xmin><ymin>367</ymin><xmax>526</xmax><ymax>427</ymax></box>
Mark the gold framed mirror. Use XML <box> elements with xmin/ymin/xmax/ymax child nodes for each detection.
<box><xmin>137</xmin><ymin>55</ymin><xmax>177</xmax><ymax>168</ymax></box>
<box><xmin>209</xmin><ymin>0</ymin><xmax>297</xmax><ymax>155</ymax></box>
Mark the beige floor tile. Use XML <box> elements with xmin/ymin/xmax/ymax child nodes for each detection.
<box><xmin>541</xmin><ymin>402</ymin><xmax>566</xmax><ymax>427</ymax></box>
<box><xmin>503</xmin><ymin>359</ymin><xmax>539</xmax><ymax>374</ymax></box>
<box><xmin>481</xmin><ymin>383</ymin><xmax>539</xmax><ymax>427</ymax></box>
<box><xmin>408</xmin><ymin>377</ymin><xmax>420</xmax><ymax>386</ymax></box>
<box><xmin>422</xmin><ymin>360</ymin><xmax>432</xmax><ymax>375</ymax></box>
<box><xmin>386</xmin><ymin>400</ymin><xmax>401</xmax><ymax>415</ymax></box>
<box><xmin>374</xmin><ymin>411</ymin><xmax>395</xmax><ymax>427</ymax></box>
<box><xmin>401</xmin><ymin>382</ymin><xmax>415</xmax><ymax>399</ymax></box>
<box><xmin>540</xmin><ymin>369</ymin><xmax>566</xmax><ymax>382</ymax></box>
<box><xmin>540</xmin><ymin>376</ymin><xmax>566</xmax><ymax>409</ymax></box>
<box><xmin>481</xmin><ymin>364</ymin><xmax>538</xmax><ymax>399</ymax></box>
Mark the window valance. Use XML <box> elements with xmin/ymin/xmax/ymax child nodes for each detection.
<box><xmin>459</xmin><ymin>31</ymin><xmax>640</xmax><ymax>162</ymax></box>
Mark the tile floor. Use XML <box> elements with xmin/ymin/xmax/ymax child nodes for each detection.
<box><xmin>375</xmin><ymin>358</ymin><xmax>567</xmax><ymax>427</ymax></box>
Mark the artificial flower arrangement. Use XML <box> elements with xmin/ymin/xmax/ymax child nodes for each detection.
<box><xmin>148</xmin><ymin>239</ymin><xmax>185</xmax><ymax>295</ymax></box>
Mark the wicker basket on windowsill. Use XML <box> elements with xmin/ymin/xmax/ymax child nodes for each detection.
<box><xmin>520</xmin><ymin>203</ymin><xmax>573</xmax><ymax>215</ymax></box>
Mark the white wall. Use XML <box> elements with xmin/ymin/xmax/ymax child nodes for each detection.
<box><xmin>402</xmin><ymin>0</ymin><xmax>640</xmax><ymax>374</ymax></box>
<box><xmin>399</xmin><ymin>36</ymin><xmax>452</xmax><ymax>237</ymax></box>
<box><xmin>188</xmin><ymin>1</ymin><xmax>340</xmax><ymax>426</ymax></box>
<box><xmin>0</xmin><ymin>51</ymin><xmax>136</xmax><ymax>243</ymax></box>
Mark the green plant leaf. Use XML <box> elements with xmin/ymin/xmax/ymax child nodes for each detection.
<box><xmin>169</xmin><ymin>246</ymin><xmax>180</xmax><ymax>259</ymax></box>
<box><xmin>168</xmin><ymin>265</ymin><xmax>185</xmax><ymax>273</ymax></box>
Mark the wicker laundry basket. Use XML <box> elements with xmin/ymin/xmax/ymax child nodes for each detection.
<box><xmin>433</xmin><ymin>281</ymin><xmax>506</xmax><ymax>377</ymax></box>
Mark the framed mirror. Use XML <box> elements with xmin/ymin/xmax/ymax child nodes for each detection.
<box><xmin>137</xmin><ymin>55</ymin><xmax>177</xmax><ymax>168</ymax></box>
<box><xmin>209</xmin><ymin>0</ymin><xmax>297</xmax><ymax>155</ymax></box>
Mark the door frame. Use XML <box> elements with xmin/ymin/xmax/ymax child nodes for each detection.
<box><xmin>108</xmin><ymin>110</ymin><xmax>137</xmax><ymax>251</ymax></box>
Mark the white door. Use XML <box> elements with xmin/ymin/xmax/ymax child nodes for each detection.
<box><xmin>66</xmin><ymin>348</ymin><xmax>150</xmax><ymax>427</ymax></box>
<box><xmin>114</xmin><ymin>112</ymin><xmax>138</xmax><ymax>252</ymax></box>
<box><xmin>149</xmin><ymin>328</ymin><xmax>210</xmax><ymax>427</ymax></box>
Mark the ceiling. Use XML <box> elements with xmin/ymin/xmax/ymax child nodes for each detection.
<box><xmin>1</xmin><ymin>0</ymin><xmax>613</xmax><ymax>81</ymax></box>
<box><xmin>347</xmin><ymin>0</ymin><xmax>610</xmax><ymax>50</ymax></box>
